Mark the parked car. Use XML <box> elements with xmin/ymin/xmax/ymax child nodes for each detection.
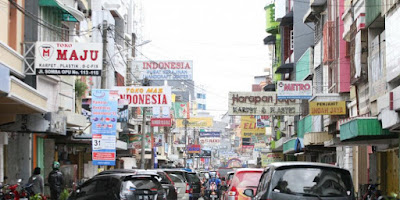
<box><xmin>224</xmin><ymin>168</ymin><xmax>264</xmax><ymax>200</ymax></box>
<box><xmin>243</xmin><ymin>162</ymin><xmax>355</xmax><ymax>200</ymax></box>
<box><xmin>187</xmin><ymin>172</ymin><xmax>202</xmax><ymax>200</ymax></box>
<box><xmin>68</xmin><ymin>173</ymin><xmax>167</xmax><ymax>200</ymax></box>
<box><xmin>163</xmin><ymin>169</ymin><xmax>191</xmax><ymax>200</ymax></box>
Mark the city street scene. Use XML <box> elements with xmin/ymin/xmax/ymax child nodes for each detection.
<box><xmin>1</xmin><ymin>0</ymin><xmax>400</xmax><ymax>199</ymax></box>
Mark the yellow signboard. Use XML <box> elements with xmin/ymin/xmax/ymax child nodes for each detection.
<box><xmin>240</xmin><ymin>116</ymin><xmax>265</xmax><ymax>138</ymax></box>
<box><xmin>176</xmin><ymin>117</ymin><xmax>213</xmax><ymax>128</ymax></box>
<box><xmin>309</xmin><ymin>101</ymin><xmax>346</xmax><ymax>115</ymax></box>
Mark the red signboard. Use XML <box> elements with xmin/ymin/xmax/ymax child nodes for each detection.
<box><xmin>151</xmin><ymin>118</ymin><xmax>172</xmax><ymax>127</ymax></box>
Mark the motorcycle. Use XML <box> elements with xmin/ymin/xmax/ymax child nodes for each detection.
<box><xmin>209</xmin><ymin>182</ymin><xmax>218</xmax><ymax>200</ymax></box>
<box><xmin>362</xmin><ymin>183</ymin><xmax>382</xmax><ymax>200</ymax></box>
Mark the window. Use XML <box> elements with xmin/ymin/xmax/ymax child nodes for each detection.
<box><xmin>290</xmin><ymin>30</ymin><xmax>294</xmax><ymax>51</ymax></box>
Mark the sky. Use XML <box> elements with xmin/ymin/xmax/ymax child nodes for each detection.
<box><xmin>141</xmin><ymin>0</ymin><xmax>271</xmax><ymax>119</ymax></box>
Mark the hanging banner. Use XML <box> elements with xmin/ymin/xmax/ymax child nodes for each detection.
<box><xmin>240</xmin><ymin>116</ymin><xmax>266</xmax><ymax>139</ymax></box>
<box><xmin>277</xmin><ymin>81</ymin><xmax>313</xmax><ymax>99</ymax></box>
<box><xmin>154</xmin><ymin>133</ymin><xmax>164</xmax><ymax>147</ymax></box>
<box><xmin>187</xmin><ymin>144</ymin><xmax>201</xmax><ymax>154</ymax></box>
<box><xmin>199</xmin><ymin>132</ymin><xmax>221</xmax><ymax>137</ymax></box>
<box><xmin>309</xmin><ymin>101</ymin><xmax>346</xmax><ymax>115</ymax></box>
<box><xmin>152</xmin><ymin>106</ymin><xmax>170</xmax><ymax>118</ymax></box>
<box><xmin>173</xmin><ymin>102</ymin><xmax>190</xmax><ymax>119</ymax></box>
<box><xmin>134</xmin><ymin>60</ymin><xmax>193</xmax><ymax>80</ymax></box>
<box><xmin>176</xmin><ymin>117</ymin><xmax>213</xmax><ymax>128</ymax></box>
<box><xmin>228</xmin><ymin>92</ymin><xmax>300</xmax><ymax>116</ymax></box>
<box><xmin>199</xmin><ymin>137</ymin><xmax>221</xmax><ymax>145</ymax></box>
<box><xmin>261</xmin><ymin>153</ymin><xmax>284</xmax><ymax>167</ymax></box>
<box><xmin>128</xmin><ymin>133</ymin><xmax>151</xmax><ymax>149</ymax></box>
<box><xmin>150</xmin><ymin>118</ymin><xmax>172</xmax><ymax>127</ymax></box>
<box><xmin>35</xmin><ymin>42</ymin><xmax>102</xmax><ymax>76</ymax></box>
<box><xmin>116</xmin><ymin>86</ymin><xmax>172</xmax><ymax>107</ymax></box>
<box><xmin>91</xmin><ymin>89</ymin><xmax>118</xmax><ymax>166</ymax></box>
<box><xmin>255</xmin><ymin>115</ymin><xmax>270</xmax><ymax>128</ymax></box>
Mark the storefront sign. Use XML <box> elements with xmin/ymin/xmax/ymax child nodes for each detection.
<box><xmin>199</xmin><ymin>137</ymin><xmax>221</xmax><ymax>144</ymax></box>
<box><xmin>261</xmin><ymin>153</ymin><xmax>284</xmax><ymax>167</ymax></box>
<box><xmin>277</xmin><ymin>81</ymin><xmax>312</xmax><ymax>99</ymax></box>
<box><xmin>151</xmin><ymin>118</ymin><xmax>172</xmax><ymax>127</ymax></box>
<box><xmin>176</xmin><ymin>117</ymin><xmax>213</xmax><ymax>128</ymax></box>
<box><xmin>173</xmin><ymin>102</ymin><xmax>190</xmax><ymax>119</ymax></box>
<box><xmin>187</xmin><ymin>144</ymin><xmax>201</xmax><ymax>154</ymax></box>
<box><xmin>91</xmin><ymin>89</ymin><xmax>118</xmax><ymax>166</ymax></box>
<box><xmin>199</xmin><ymin>132</ymin><xmax>220</xmax><ymax>137</ymax></box>
<box><xmin>135</xmin><ymin>60</ymin><xmax>193</xmax><ymax>80</ymax></box>
<box><xmin>228</xmin><ymin>92</ymin><xmax>300</xmax><ymax>116</ymax></box>
<box><xmin>241</xmin><ymin>116</ymin><xmax>266</xmax><ymax>138</ymax></box>
<box><xmin>116</xmin><ymin>86</ymin><xmax>172</xmax><ymax>107</ymax></box>
<box><xmin>309</xmin><ymin>101</ymin><xmax>346</xmax><ymax>115</ymax></box>
<box><xmin>35</xmin><ymin>42</ymin><xmax>102</xmax><ymax>76</ymax></box>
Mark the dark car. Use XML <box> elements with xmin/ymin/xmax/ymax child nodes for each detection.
<box><xmin>244</xmin><ymin>162</ymin><xmax>355</xmax><ymax>200</ymax></box>
<box><xmin>68</xmin><ymin>173</ymin><xmax>166</xmax><ymax>200</ymax></box>
<box><xmin>138</xmin><ymin>170</ymin><xmax>178</xmax><ymax>200</ymax></box>
<box><xmin>187</xmin><ymin>172</ymin><xmax>202</xmax><ymax>200</ymax></box>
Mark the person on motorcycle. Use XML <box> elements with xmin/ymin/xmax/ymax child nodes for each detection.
<box><xmin>208</xmin><ymin>173</ymin><xmax>221</xmax><ymax>199</ymax></box>
<box><xmin>48</xmin><ymin>161</ymin><xmax>64</xmax><ymax>200</ymax></box>
<box><xmin>28</xmin><ymin>167</ymin><xmax>44</xmax><ymax>195</ymax></box>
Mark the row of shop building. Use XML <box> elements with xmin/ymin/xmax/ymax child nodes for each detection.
<box><xmin>263</xmin><ymin>0</ymin><xmax>400</xmax><ymax>197</ymax></box>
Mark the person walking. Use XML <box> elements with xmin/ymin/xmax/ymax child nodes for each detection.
<box><xmin>28</xmin><ymin>167</ymin><xmax>44</xmax><ymax>195</ymax></box>
<box><xmin>48</xmin><ymin>161</ymin><xmax>64</xmax><ymax>200</ymax></box>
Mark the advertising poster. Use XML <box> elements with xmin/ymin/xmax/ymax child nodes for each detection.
<box><xmin>176</xmin><ymin>117</ymin><xmax>213</xmax><ymax>128</ymax></box>
<box><xmin>154</xmin><ymin>133</ymin><xmax>164</xmax><ymax>147</ymax></box>
<box><xmin>134</xmin><ymin>60</ymin><xmax>193</xmax><ymax>80</ymax></box>
<box><xmin>91</xmin><ymin>89</ymin><xmax>118</xmax><ymax>166</ymax></box>
<box><xmin>35</xmin><ymin>42</ymin><xmax>102</xmax><ymax>76</ymax></box>
<box><xmin>255</xmin><ymin>115</ymin><xmax>270</xmax><ymax>128</ymax></box>
<box><xmin>128</xmin><ymin>132</ymin><xmax>151</xmax><ymax>149</ymax></box>
<box><xmin>173</xmin><ymin>102</ymin><xmax>190</xmax><ymax>119</ymax></box>
<box><xmin>116</xmin><ymin>86</ymin><xmax>172</xmax><ymax>107</ymax></box>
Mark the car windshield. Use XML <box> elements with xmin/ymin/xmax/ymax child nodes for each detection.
<box><xmin>232</xmin><ymin>171</ymin><xmax>263</xmax><ymax>187</ymax></box>
<box><xmin>187</xmin><ymin>173</ymin><xmax>200</xmax><ymax>183</ymax></box>
<box><xmin>167</xmin><ymin>173</ymin><xmax>184</xmax><ymax>183</ymax></box>
<box><xmin>270</xmin><ymin>167</ymin><xmax>353</xmax><ymax>198</ymax></box>
<box><xmin>121</xmin><ymin>178</ymin><xmax>161</xmax><ymax>198</ymax></box>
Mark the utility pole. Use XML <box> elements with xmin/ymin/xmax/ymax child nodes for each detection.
<box><xmin>101</xmin><ymin>20</ymin><xmax>108</xmax><ymax>89</ymax></box>
<box><xmin>184</xmin><ymin>119</ymin><xmax>188</xmax><ymax>168</ymax></box>
<box><xmin>140</xmin><ymin>78</ymin><xmax>149</xmax><ymax>169</ymax></box>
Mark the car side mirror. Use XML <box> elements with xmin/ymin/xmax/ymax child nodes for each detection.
<box><xmin>243</xmin><ymin>189</ymin><xmax>254</xmax><ymax>197</ymax></box>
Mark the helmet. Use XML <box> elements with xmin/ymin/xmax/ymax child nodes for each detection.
<box><xmin>53</xmin><ymin>161</ymin><xmax>60</xmax><ymax>169</ymax></box>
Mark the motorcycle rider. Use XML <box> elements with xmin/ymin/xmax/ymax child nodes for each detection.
<box><xmin>48</xmin><ymin>161</ymin><xmax>64</xmax><ymax>200</ymax></box>
<box><xmin>207</xmin><ymin>173</ymin><xmax>221</xmax><ymax>199</ymax></box>
<box><xmin>28</xmin><ymin>167</ymin><xmax>44</xmax><ymax>195</ymax></box>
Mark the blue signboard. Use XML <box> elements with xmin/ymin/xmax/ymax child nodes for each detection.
<box><xmin>91</xmin><ymin>89</ymin><xmax>118</xmax><ymax>166</ymax></box>
<box><xmin>199</xmin><ymin>131</ymin><xmax>221</xmax><ymax>137</ymax></box>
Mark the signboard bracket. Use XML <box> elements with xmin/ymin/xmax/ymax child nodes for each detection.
<box><xmin>23</xmin><ymin>42</ymin><xmax>36</xmax><ymax>75</ymax></box>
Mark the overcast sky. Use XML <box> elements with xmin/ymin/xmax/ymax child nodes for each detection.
<box><xmin>141</xmin><ymin>0</ymin><xmax>270</xmax><ymax>119</ymax></box>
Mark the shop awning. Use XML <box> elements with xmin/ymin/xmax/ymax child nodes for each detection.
<box><xmin>283</xmin><ymin>138</ymin><xmax>296</xmax><ymax>154</ymax></box>
<box><xmin>280</xmin><ymin>11</ymin><xmax>293</xmax><ymax>27</ymax></box>
<box><xmin>39</xmin><ymin>0</ymin><xmax>85</xmax><ymax>22</ymax></box>
<box><xmin>275</xmin><ymin>63</ymin><xmax>294</xmax><ymax>74</ymax></box>
<box><xmin>304</xmin><ymin>132</ymin><xmax>332</xmax><ymax>146</ymax></box>
<box><xmin>263</xmin><ymin>35</ymin><xmax>276</xmax><ymax>45</ymax></box>
<box><xmin>263</xmin><ymin>83</ymin><xmax>276</xmax><ymax>91</ymax></box>
<box><xmin>340</xmin><ymin>118</ymin><xmax>396</xmax><ymax>141</ymax></box>
<box><xmin>294</xmin><ymin>138</ymin><xmax>304</xmax><ymax>153</ymax></box>
<box><xmin>303</xmin><ymin>8</ymin><xmax>316</xmax><ymax>23</ymax></box>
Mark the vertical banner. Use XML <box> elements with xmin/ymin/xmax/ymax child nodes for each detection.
<box><xmin>173</xmin><ymin>102</ymin><xmax>190</xmax><ymax>119</ymax></box>
<box><xmin>154</xmin><ymin>147</ymin><xmax>158</xmax><ymax>169</ymax></box>
<box><xmin>91</xmin><ymin>89</ymin><xmax>118</xmax><ymax>166</ymax></box>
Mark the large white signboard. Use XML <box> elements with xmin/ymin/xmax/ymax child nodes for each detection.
<box><xmin>134</xmin><ymin>60</ymin><xmax>193</xmax><ymax>80</ymax></box>
<box><xmin>115</xmin><ymin>86</ymin><xmax>172</xmax><ymax>107</ymax></box>
<box><xmin>35</xmin><ymin>42</ymin><xmax>102</xmax><ymax>76</ymax></box>
<box><xmin>228</xmin><ymin>92</ymin><xmax>300</xmax><ymax>116</ymax></box>
<box><xmin>277</xmin><ymin>81</ymin><xmax>313</xmax><ymax>99</ymax></box>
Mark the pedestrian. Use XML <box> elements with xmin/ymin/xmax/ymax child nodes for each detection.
<box><xmin>48</xmin><ymin>161</ymin><xmax>64</xmax><ymax>200</ymax></box>
<box><xmin>28</xmin><ymin>167</ymin><xmax>44</xmax><ymax>195</ymax></box>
